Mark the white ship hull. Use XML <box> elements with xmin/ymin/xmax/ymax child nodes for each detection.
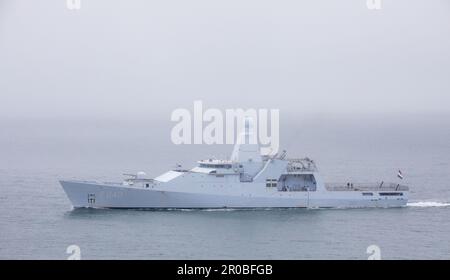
<box><xmin>61</xmin><ymin>180</ymin><xmax>408</xmax><ymax>209</ymax></box>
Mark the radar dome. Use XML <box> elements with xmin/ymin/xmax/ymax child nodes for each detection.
<box><xmin>136</xmin><ymin>171</ymin><xmax>147</xmax><ymax>179</ymax></box>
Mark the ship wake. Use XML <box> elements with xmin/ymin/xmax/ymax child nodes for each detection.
<box><xmin>407</xmin><ymin>201</ymin><xmax>450</xmax><ymax>208</ymax></box>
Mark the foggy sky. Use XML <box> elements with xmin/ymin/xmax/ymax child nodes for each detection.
<box><xmin>1</xmin><ymin>0</ymin><xmax>449</xmax><ymax>120</ymax></box>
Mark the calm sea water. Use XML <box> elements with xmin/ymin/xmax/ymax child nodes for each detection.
<box><xmin>0</xmin><ymin>116</ymin><xmax>449</xmax><ymax>259</ymax></box>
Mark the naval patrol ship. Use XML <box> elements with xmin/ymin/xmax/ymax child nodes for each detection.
<box><xmin>60</xmin><ymin>119</ymin><xmax>408</xmax><ymax>209</ymax></box>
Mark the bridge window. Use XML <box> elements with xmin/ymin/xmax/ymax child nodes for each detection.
<box><xmin>379</xmin><ymin>192</ymin><xmax>403</xmax><ymax>196</ymax></box>
<box><xmin>266</xmin><ymin>179</ymin><xmax>277</xmax><ymax>187</ymax></box>
<box><xmin>200</xmin><ymin>163</ymin><xmax>232</xmax><ymax>169</ymax></box>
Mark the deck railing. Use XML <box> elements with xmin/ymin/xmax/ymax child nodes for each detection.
<box><xmin>325</xmin><ymin>182</ymin><xmax>409</xmax><ymax>191</ymax></box>
<box><xmin>286</xmin><ymin>158</ymin><xmax>318</xmax><ymax>172</ymax></box>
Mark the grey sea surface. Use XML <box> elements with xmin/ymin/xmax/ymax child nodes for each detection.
<box><xmin>0</xmin><ymin>116</ymin><xmax>449</xmax><ymax>259</ymax></box>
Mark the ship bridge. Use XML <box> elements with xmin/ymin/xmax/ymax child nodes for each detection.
<box><xmin>191</xmin><ymin>159</ymin><xmax>241</xmax><ymax>175</ymax></box>
<box><xmin>197</xmin><ymin>159</ymin><xmax>234</xmax><ymax>169</ymax></box>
